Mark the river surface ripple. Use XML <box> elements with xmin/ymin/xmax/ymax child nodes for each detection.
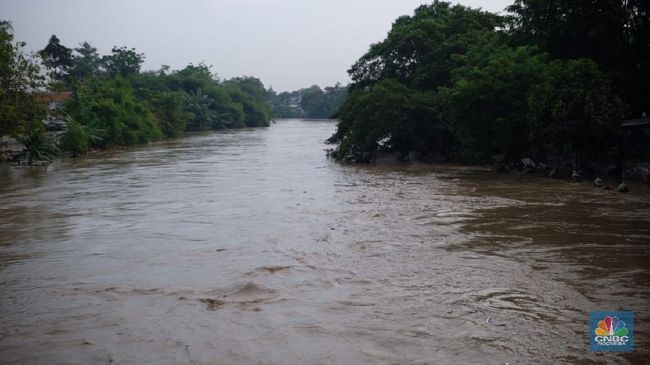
<box><xmin>1</xmin><ymin>119</ymin><xmax>649</xmax><ymax>364</ymax></box>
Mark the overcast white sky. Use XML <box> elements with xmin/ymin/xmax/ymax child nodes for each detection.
<box><xmin>1</xmin><ymin>0</ymin><xmax>512</xmax><ymax>91</ymax></box>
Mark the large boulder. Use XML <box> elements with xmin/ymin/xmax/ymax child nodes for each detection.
<box><xmin>0</xmin><ymin>136</ymin><xmax>24</xmax><ymax>161</ymax></box>
<box><xmin>570</xmin><ymin>170</ymin><xmax>582</xmax><ymax>183</ymax></box>
<box><xmin>593</xmin><ymin>177</ymin><xmax>604</xmax><ymax>187</ymax></box>
<box><xmin>520</xmin><ymin>157</ymin><xmax>537</xmax><ymax>173</ymax></box>
<box><xmin>521</xmin><ymin>157</ymin><xmax>536</xmax><ymax>169</ymax></box>
<box><xmin>625</xmin><ymin>165</ymin><xmax>650</xmax><ymax>184</ymax></box>
<box><xmin>43</xmin><ymin>118</ymin><xmax>67</xmax><ymax>132</ymax></box>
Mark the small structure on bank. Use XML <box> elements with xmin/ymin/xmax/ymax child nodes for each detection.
<box><xmin>35</xmin><ymin>91</ymin><xmax>72</xmax><ymax>132</ymax></box>
<box><xmin>621</xmin><ymin>115</ymin><xmax>650</xmax><ymax>186</ymax></box>
<box><xmin>0</xmin><ymin>91</ymin><xmax>72</xmax><ymax>163</ymax></box>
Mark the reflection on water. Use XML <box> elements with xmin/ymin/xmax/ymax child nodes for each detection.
<box><xmin>1</xmin><ymin>120</ymin><xmax>649</xmax><ymax>364</ymax></box>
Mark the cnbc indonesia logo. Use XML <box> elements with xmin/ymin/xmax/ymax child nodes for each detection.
<box><xmin>590</xmin><ymin>311</ymin><xmax>634</xmax><ymax>352</ymax></box>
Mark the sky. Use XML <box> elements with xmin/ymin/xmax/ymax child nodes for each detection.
<box><xmin>1</xmin><ymin>0</ymin><xmax>512</xmax><ymax>92</ymax></box>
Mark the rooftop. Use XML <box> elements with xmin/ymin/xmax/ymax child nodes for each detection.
<box><xmin>35</xmin><ymin>91</ymin><xmax>72</xmax><ymax>104</ymax></box>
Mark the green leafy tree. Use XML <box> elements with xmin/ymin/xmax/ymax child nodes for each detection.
<box><xmin>440</xmin><ymin>37</ymin><xmax>548</xmax><ymax>162</ymax></box>
<box><xmin>39</xmin><ymin>34</ymin><xmax>73</xmax><ymax>84</ymax></box>
<box><xmin>0</xmin><ymin>21</ymin><xmax>45</xmax><ymax>137</ymax></box>
<box><xmin>170</xmin><ymin>63</ymin><xmax>216</xmax><ymax>92</ymax></box>
<box><xmin>4</xmin><ymin>22</ymin><xmax>274</xmax><ymax>160</ymax></box>
<box><xmin>102</xmin><ymin>46</ymin><xmax>144</xmax><ymax>78</ymax></box>
<box><xmin>507</xmin><ymin>0</ymin><xmax>650</xmax><ymax>116</ymax></box>
<box><xmin>527</xmin><ymin>59</ymin><xmax>624</xmax><ymax>167</ymax></box>
<box><xmin>16</xmin><ymin>121</ymin><xmax>59</xmax><ymax>164</ymax></box>
<box><xmin>143</xmin><ymin>64</ymin><xmax>266</xmax><ymax>130</ymax></box>
<box><xmin>225</xmin><ymin>77</ymin><xmax>272</xmax><ymax>123</ymax></box>
<box><xmin>348</xmin><ymin>1</ymin><xmax>500</xmax><ymax>90</ymax></box>
<box><xmin>148</xmin><ymin>92</ymin><xmax>191</xmax><ymax>138</ymax></box>
<box><xmin>324</xmin><ymin>83</ymin><xmax>348</xmax><ymax>118</ymax></box>
<box><xmin>184</xmin><ymin>88</ymin><xmax>218</xmax><ymax>131</ymax></box>
<box><xmin>269</xmin><ymin>84</ymin><xmax>347</xmax><ymax>119</ymax></box>
<box><xmin>65</xmin><ymin>76</ymin><xmax>162</xmax><ymax>147</ymax></box>
<box><xmin>201</xmin><ymin>84</ymin><xmax>246</xmax><ymax>129</ymax></box>
<box><xmin>330</xmin><ymin>79</ymin><xmax>446</xmax><ymax>161</ymax></box>
<box><xmin>226</xmin><ymin>86</ymin><xmax>271</xmax><ymax>127</ymax></box>
<box><xmin>225</xmin><ymin>76</ymin><xmax>269</xmax><ymax>103</ymax></box>
<box><xmin>60</xmin><ymin>115</ymin><xmax>105</xmax><ymax>156</ymax></box>
<box><xmin>68</xmin><ymin>42</ymin><xmax>102</xmax><ymax>84</ymax></box>
<box><xmin>269</xmin><ymin>90</ymin><xmax>303</xmax><ymax>118</ymax></box>
<box><xmin>60</xmin><ymin>117</ymin><xmax>89</xmax><ymax>156</ymax></box>
<box><xmin>330</xmin><ymin>1</ymin><xmax>498</xmax><ymax>161</ymax></box>
<box><xmin>301</xmin><ymin>86</ymin><xmax>328</xmax><ymax>119</ymax></box>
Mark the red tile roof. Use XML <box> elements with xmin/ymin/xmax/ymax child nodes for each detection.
<box><xmin>35</xmin><ymin>91</ymin><xmax>72</xmax><ymax>104</ymax></box>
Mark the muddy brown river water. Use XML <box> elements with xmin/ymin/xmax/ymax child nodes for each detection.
<box><xmin>1</xmin><ymin>119</ymin><xmax>649</xmax><ymax>364</ymax></box>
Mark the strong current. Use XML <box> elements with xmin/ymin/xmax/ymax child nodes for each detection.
<box><xmin>1</xmin><ymin>119</ymin><xmax>649</xmax><ymax>364</ymax></box>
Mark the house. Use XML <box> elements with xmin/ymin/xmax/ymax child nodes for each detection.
<box><xmin>35</xmin><ymin>91</ymin><xmax>72</xmax><ymax>132</ymax></box>
<box><xmin>35</xmin><ymin>91</ymin><xmax>72</xmax><ymax>112</ymax></box>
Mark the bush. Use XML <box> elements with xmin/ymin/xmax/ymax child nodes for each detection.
<box><xmin>60</xmin><ymin>118</ymin><xmax>89</xmax><ymax>156</ymax></box>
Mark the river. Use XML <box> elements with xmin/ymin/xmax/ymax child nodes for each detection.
<box><xmin>1</xmin><ymin>119</ymin><xmax>649</xmax><ymax>364</ymax></box>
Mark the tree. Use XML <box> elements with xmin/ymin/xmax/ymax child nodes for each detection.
<box><xmin>171</xmin><ymin>62</ymin><xmax>216</xmax><ymax>92</ymax></box>
<box><xmin>348</xmin><ymin>1</ymin><xmax>500</xmax><ymax>91</ymax></box>
<box><xmin>184</xmin><ymin>88</ymin><xmax>218</xmax><ymax>131</ymax></box>
<box><xmin>4</xmin><ymin>21</ymin><xmax>275</xmax><ymax>159</ymax></box>
<box><xmin>0</xmin><ymin>20</ymin><xmax>45</xmax><ymax>137</ymax></box>
<box><xmin>68</xmin><ymin>41</ymin><xmax>102</xmax><ymax>84</ymax></box>
<box><xmin>301</xmin><ymin>86</ymin><xmax>328</xmax><ymax>119</ymax></box>
<box><xmin>39</xmin><ymin>34</ymin><xmax>73</xmax><ymax>84</ymax></box>
<box><xmin>60</xmin><ymin>117</ymin><xmax>90</xmax><ymax>156</ymax></box>
<box><xmin>329</xmin><ymin>79</ymin><xmax>446</xmax><ymax>161</ymax></box>
<box><xmin>527</xmin><ymin>59</ymin><xmax>624</xmax><ymax>167</ymax></box>
<box><xmin>268</xmin><ymin>84</ymin><xmax>347</xmax><ymax>119</ymax></box>
<box><xmin>65</xmin><ymin>76</ymin><xmax>162</xmax><ymax>147</ymax></box>
<box><xmin>102</xmin><ymin>46</ymin><xmax>144</xmax><ymax>78</ymax></box>
<box><xmin>323</xmin><ymin>83</ymin><xmax>348</xmax><ymax>118</ymax></box>
<box><xmin>224</xmin><ymin>76</ymin><xmax>272</xmax><ymax>124</ymax></box>
<box><xmin>330</xmin><ymin>1</ymin><xmax>499</xmax><ymax>161</ymax></box>
<box><xmin>506</xmin><ymin>0</ymin><xmax>650</xmax><ymax>116</ymax></box>
<box><xmin>225</xmin><ymin>86</ymin><xmax>271</xmax><ymax>127</ymax></box>
<box><xmin>224</xmin><ymin>76</ymin><xmax>269</xmax><ymax>103</ymax></box>
<box><xmin>147</xmin><ymin>91</ymin><xmax>190</xmax><ymax>138</ymax></box>
<box><xmin>440</xmin><ymin>37</ymin><xmax>547</xmax><ymax>162</ymax></box>
<box><xmin>133</xmin><ymin>63</ymin><xmax>267</xmax><ymax>131</ymax></box>
<box><xmin>16</xmin><ymin>121</ymin><xmax>59</xmax><ymax>164</ymax></box>
<box><xmin>269</xmin><ymin>90</ymin><xmax>303</xmax><ymax>118</ymax></box>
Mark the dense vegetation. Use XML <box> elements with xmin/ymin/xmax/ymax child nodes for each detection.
<box><xmin>1</xmin><ymin>22</ymin><xmax>272</xmax><ymax>162</ymax></box>
<box><xmin>0</xmin><ymin>21</ymin><xmax>44</xmax><ymax>138</ymax></box>
<box><xmin>328</xmin><ymin>0</ymin><xmax>649</xmax><ymax>167</ymax></box>
<box><xmin>269</xmin><ymin>84</ymin><xmax>347</xmax><ymax>119</ymax></box>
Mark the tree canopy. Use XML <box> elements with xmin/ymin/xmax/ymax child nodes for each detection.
<box><xmin>329</xmin><ymin>0</ymin><xmax>636</xmax><ymax>166</ymax></box>
<box><xmin>0</xmin><ymin>21</ymin><xmax>45</xmax><ymax>137</ymax></box>
<box><xmin>269</xmin><ymin>83</ymin><xmax>348</xmax><ymax>119</ymax></box>
<box><xmin>39</xmin><ymin>35</ymin><xmax>73</xmax><ymax>84</ymax></box>
<box><xmin>0</xmin><ymin>23</ymin><xmax>274</xmax><ymax>162</ymax></box>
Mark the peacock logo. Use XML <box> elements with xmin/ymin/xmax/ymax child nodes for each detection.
<box><xmin>594</xmin><ymin>316</ymin><xmax>628</xmax><ymax>337</ymax></box>
<box><xmin>590</xmin><ymin>311</ymin><xmax>634</xmax><ymax>352</ymax></box>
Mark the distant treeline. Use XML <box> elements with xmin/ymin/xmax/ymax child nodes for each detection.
<box><xmin>269</xmin><ymin>84</ymin><xmax>347</xmax><ymax>119</ymax></box>
<box><xmin>328</xmin><ymin>0</ymin><xmax>650</xmax><ymax>166</ymax></box>
<box><xmin>1</xmin><ymin>21</ymin><xmax>272</xmax><ymax>162</ymax></box>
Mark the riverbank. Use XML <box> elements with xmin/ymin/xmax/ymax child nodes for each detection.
<box><xmin>6</xmin><ymin>129</ymin><xmax>648</xmax><ymax>199</ymax></box>
<box><xmin>332</xmin><ymin>150</ymin><xmax>650</xmax><ymax>194</ymax></box>
<box><xmin>0</xmin><ymin>126</ymin><xmax>269</xmax><ymax>165</ymax></box>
